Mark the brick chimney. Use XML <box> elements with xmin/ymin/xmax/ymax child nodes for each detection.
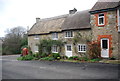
<box><xmin>36</xmin><ymin>17</ymin><xmax>40</xmax><ymax>23</ymax></box>
<box><xmin>69</xmin><ymin>8</ymin><xmax>77</xmax><ymax>14</ymax></box>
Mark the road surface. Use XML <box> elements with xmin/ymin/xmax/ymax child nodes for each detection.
<box><xmin>1</xmin><ymin>55</ymin><xmax>120</xmax><ymax>79</ymax></box>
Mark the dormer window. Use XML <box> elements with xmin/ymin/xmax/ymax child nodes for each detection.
<box><xmin>52</xmin><ymin>33</ymin><xmax>58</xmax><ymax>40</ymax></box>
<box><xmin>117</xmin><ymin>9</ymin><xmax>120</xmax><ymax>32</ymax></box>
<box><xmin>65</xmin><ymin>31</ymin><xmax>73</xmax><ymax>38</ymax></box>
<box><xmin>98</xmin><ymin>13</ymin><xmax>105</xmax><ymax>26</ymax></box>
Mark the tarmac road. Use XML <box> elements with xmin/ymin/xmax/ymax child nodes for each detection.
<box><xmin>1</xmin><ymin>55</ymin><xmax>120</xmax><ymax>79</ymax></box>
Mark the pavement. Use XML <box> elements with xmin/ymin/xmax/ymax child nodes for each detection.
<box><xmin>1</xmin><ymin>55</ymin><xmax>120</xmax><ymax>79</ymax></box>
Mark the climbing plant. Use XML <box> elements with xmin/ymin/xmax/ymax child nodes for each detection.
<box><xmin>37</xmin><ymin>39</ymin><xmax>64</xmax><ymax>55</ymax></box>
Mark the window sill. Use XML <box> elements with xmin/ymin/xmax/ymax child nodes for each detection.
<box><xmin>52</xmin><ymin>38</ymin><xmax>58</xmax><ymax>40</ymax></box>
<box><xmin>35</xmin><ymin>51</ymin><xmax>39</xmax><ymax>53</ymax></box>
<box><xmin>98</xmin><ymin>24</ymin><xmax>105</xmax><ymax>27</ymax></box>
<box><xmin>65</xmin><ymin>37</ymin><xmax>73</xmax><ymax>38</ymax></box>
<box><xmin>52</xmin><ymin>52</ymin><xmax>58</xmax><ymax>53</ymax></box>
<box><xmin>78</xmin><ymin>51</ymin><xmax>86</xmax><ymax>53</ymax></box>
<box><xmin>34</xmin><ymin>38</ymin><xmax>39</xmax><ymax>40</ymax></box>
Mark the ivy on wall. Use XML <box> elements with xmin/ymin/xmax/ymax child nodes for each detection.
<box><xmin>37</xmin><ymin>39</ymin><xmax>64</xmax><ymax>55</ymax></box>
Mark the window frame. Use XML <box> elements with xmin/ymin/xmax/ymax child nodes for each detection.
<box><xmin>65</xmin><ymin>31</ymin><xmax>73</xmax><ymax>38</ymax></box>
<box><xmin>66</xmin><ymin>44</ymin><xmax>72</xmax><ymax>51</ymax></box>
<box><xmin>98</xmin><ymin>13</ymin><xmax>105</xmax><ymax>26</ymax></box>
<box><xmin>117</xmin><ymin>9</ymin><xmax>120</xmax><ymax>32</ymax></box>
<box><xmin>34</xmin><ymin>45</ymin><xmax>39</xmax><ymax>53</ymax></box>
<box><xmin>52</xmin><ymin>33</ymin><xmax>58</xmax><ymax>40</ymax></box>
<box><xmin>78</xmin><ymin>44</ymin><xmax>86</xmax><ymax>52</ymax></box>
<box><xmin>52</xmin><ymin>45</ymin><xmax>58</xmax><ymax>53</ymax></box>
<box><xmin>34</xmin><ymin>35</ymin><xmax>39</xmax><ymax>40</ymax></box>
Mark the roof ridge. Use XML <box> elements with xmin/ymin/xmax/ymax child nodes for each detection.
<box><xmin>39</xmin><ymin>14</ymin><xmax>68</xmax><ymax>21</ymax></box>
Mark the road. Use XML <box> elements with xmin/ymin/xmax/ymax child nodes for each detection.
<box><xmin>1</xmin><ymin>55</ymin><xmax>120</xmax><ymax>79</ymax></box>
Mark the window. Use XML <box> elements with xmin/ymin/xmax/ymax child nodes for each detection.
<box><xmin>52</xmin><ymin>45</ymin><xmax>58</xmax><ymax>53</ymax></box>
<box><xmin>78</xmin><ymin>44</ymin><xmax>86</xmax><ymax>52</ymax></box>
<box><xmin>34</xmin><ymin>46</ymin><xmax>38</xmax><ymax>52</ymax></box>
<box><xmin>117</xmin><ymin>9</ymin><xmax>120</xmax><ymax>31</ymax></box>
<box><xmin>52</xmin><ymin>33</ymin><xmax>58</xmax><ymax>40</ymax></box>
<box><xmin>34</xmin><ymin>35</ymin><xmax>39</xmax><ymax>40</ymax></box>
<box><xmin>98</xmin><ymin>13</ymin><xmax>104</xmax><ymax>25</ymax></box>
<box><xmin>102</xmin><ymin>40</ymin><xmax>108</xmax><ymax>49</ymax></box>
<box><xmin>65</xmin><ymin>31</ymin><xmax>73</xmax><ymax>38</ymax></box>
<box><xmin>66</xmin><ymin>45</ymin><xmax>72</xmax><ymax>51</ymax></box>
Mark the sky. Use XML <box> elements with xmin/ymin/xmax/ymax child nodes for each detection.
<box><xmin>0</xmin><ymin>0</ymin><xmax>98</xmax><ymax>37</ymax></box>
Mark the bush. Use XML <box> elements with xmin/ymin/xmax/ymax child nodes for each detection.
<box><xmin>40</xmin><ymin>53</ymin><xmax>47</xmax><ymax>58</ymax></box>
<box><xmin>33</xmin><ymin>53</ymin><xmax>39</xmax><ymax>58</ymax></box>
<box><xmin>109</xmin><ymin>56</ymin><xmax>116</xmax><ymax>60</ymax></box>
<box><xmin>61</xmin><ymin>55</ymin><xmax>68</xmax><ymax>59</ymax></box>
<box><xmin>88</xmin><ymin>41</ymin><xmax>101</xmax><ymax>59</ymax></box>
<box><xmin>40</xmin><ymin>57</ymin><xmax>54</xmax><ymax>61</ymax></box>
<box><xmin>68</xmin><ymin>56</ymin><xmax>79</xmax><ymax>60</ymax></box>
<box><xmin>79</xmin><ymin>57</ymin><xmax>89</xmax><ymax>61</ymax></box>
<box><xmin>89</xmin><ymin>58</ymin><xmax>101</xmax><ymax>62</ymax></box>
<box><xmin>51</xmin><ymin>53</ymin><xmax>61</xmax><ymax>59</ymax></box>
<box><xmin>17</xmin><ymin>54</ymin><xmax>34</xmax><ymax>60</ymax></box>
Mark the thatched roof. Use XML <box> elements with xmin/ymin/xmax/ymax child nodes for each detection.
<box><xmin>90</xmin><ymin>0</ymin><xmax>120</xmax><ymax>12</ymax></box>
<box><xmin>28</xmin><ymin>15</ymin><xmax>68</xmax><ymax>35</ymax></box>
<box><xmin>28</xmin><ymin>10</ymin><xmax>91</xmax><ymax>35</ymax></box>
<box><xmin>62</xmin><ymin>10</ymin><xmax>90</xmax><ymax>30</ymax></box>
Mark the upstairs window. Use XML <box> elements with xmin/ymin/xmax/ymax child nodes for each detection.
<box><xmin>65</xmin><ymin>31</ymin><xmax>73</xmax><ymax>38</ymax></box>
<box><xmin>98</xmin><ymin>13</ymin><xmax>105</xmax><ymax>26</ymax></box>
<box><xmin>117</xmin><ymin>9</ymin><xmax>120</xmax><ymax>31</ymax></box>
<box><xmin>78</xmin><ymin>44</ymin><xmax>86</xmax><ymax>52</ymax></box>
<box><xmin>52</xmin><ymin>33</ymin><xmax>58</xmax><ymax>40</ymax></box>
<box><xmin>34</xmin><ymin>35</ymin><xmax>39</xmax><ymax>40</ymax></box>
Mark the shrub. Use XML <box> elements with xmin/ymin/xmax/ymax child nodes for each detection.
<box><xmin>40</xmin><ymin>57</ymin><xmax>54</xmax><ymax>61</ymax></box>
<box><xmin>89</xmin><ymin>58</ymin><xmax>101</xmax><ymax>62</ymax></box>
<box><xmin>61</xmin><ymin>55</ymin><xmax>68</xmax><ymax>59</ymax></box>
<box><xmin>51</xmin><ymin>53</ymin><xmax>60</xmax><ymax>59</ymax></box>
<box><xmin>88</xmin><ymin>41</ymin><xmax>101</xmax><ymax>59</ymax></box>
<box><xmin>79</xmin><ymin>57</ymin><xmax>89</xmax><ymax>61</ymax></box>
<box><xmin>17</xmin><ymin>54</ymin><xmax>34</xmax><ymax>60</ymax></box>
<box><xmin>40</xmin><ymin>53</ymin><xmax>47</xmax><ymax>58</ymax></box>
<box><xmin>33</xmin><ymin>53</ymin><xmax>39</xmax><ymax>58</ymax></box>
<box><xmin>109</xmin><ymin>56</ymin><xmax>116</xmax><ymax>60</ymax></box>
<box><xmin>68</xmin><ymin>56</ymin><xmax>79</xmax><ymax>60</ymax></box>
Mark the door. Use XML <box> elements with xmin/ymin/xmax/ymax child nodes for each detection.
<box><xmin>65</xmin><ymin>44</ymin><xmax>72</xmax><ymax>57</ymax></box>
<box><xmin>101</xmin><ymin>38</ymin><xmax>109</xmax><ymax>58</ymax></box>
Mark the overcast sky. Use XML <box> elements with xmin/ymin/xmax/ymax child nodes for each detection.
<box><xmin>0</xmin><ymin>0</ymin><xmax>98</xmax><ymax>37</ymax></box>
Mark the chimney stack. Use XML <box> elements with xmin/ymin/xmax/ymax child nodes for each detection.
<box><xmin>36</xmin><ymin>17</ymin><xmax>40</xmax><ymax>23</ymax></box>
<box><xmin>69</xmin><ymin>8</ymin><xmax>77</xmax><ymax>14</ymax></box>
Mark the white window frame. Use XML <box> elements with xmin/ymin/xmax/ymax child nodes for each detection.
<box><xmin>78</xmin><ymin>44</ymin><xmax>86</xmax><ymax>52</ymax></box>
<box><xmin>52</xmin><ymin>33</ymin><xmax>58</xmax><ymax>40</ymax></box>
<box><xmin>65</xmin><ymin>31</ymin><xmax>73</xmax><ymax>38</ymax></box>
<box><xmin>34</xmin><ymin>46</ymin><xmax>38</xmax><ymax>53</ymax></box>
<box><xmin>66</xmin><ymin>44</ymin><xmax>72</xmax><ymax>51</ymax></box>
<box><xmin>52</xmin><ymin>45</ymin><xmax>58</xmax><ymax>53</ymax></box>
<box><xmin>117</xmin><ymin>9</ymin><xmax>120</xmax><ymax>32</ymax></box>
<box><xmin>34</xmin><ymin>35</ymin><xmax>39</xmax><ymax>40</ymax></box>
<box><xmin>98</xmin><ymin>13</ymin><xmax>105</xmax><ymax>26</ymax></box>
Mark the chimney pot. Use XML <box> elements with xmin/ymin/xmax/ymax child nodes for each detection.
<box><xmin>36</xmin><ymin>17</ymin><xmax>40</xmax><ymax>23</ymax></box>
<box><xmin>69</xmin><ymin>8</ymin><xmax>77</xmax><ymax>14</ymax></box>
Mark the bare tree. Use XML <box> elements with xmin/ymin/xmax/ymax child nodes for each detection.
<box><xmin>3</xmin><ymin>26</ymin><xmax>27</xmax><ymax>55</ymax></box>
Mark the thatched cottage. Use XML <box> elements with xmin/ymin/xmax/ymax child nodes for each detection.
<box><xmin>28</xmin><ymin>0</ymin><xmax>120</xmax><ymax>59</ymax></box>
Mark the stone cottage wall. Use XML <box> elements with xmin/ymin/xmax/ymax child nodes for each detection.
<box><xmin>28</xmin><ymin>29</ymin><xmax>92</xmax><ymax>56</ymax></box>
<box><xmin>91</xmin><ymin>10</ymin><xmax>119</xmax><ymax>58</ymax></box>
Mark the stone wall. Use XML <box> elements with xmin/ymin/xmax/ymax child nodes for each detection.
<box><xmin>28</xmin><ymin>29</ymin><xmax>92</xmax><ymax>56</ymax></box>
<box><xmin>91</xmin><ymin>10</ymin><xmax>119</xmax><ymax>58</ymax></box>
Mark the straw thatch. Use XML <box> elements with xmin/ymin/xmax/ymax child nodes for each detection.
<box><xmin>28</xmin><ymin>10</ymin><xmax>91</xmax><ymax>35</ymax></box>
